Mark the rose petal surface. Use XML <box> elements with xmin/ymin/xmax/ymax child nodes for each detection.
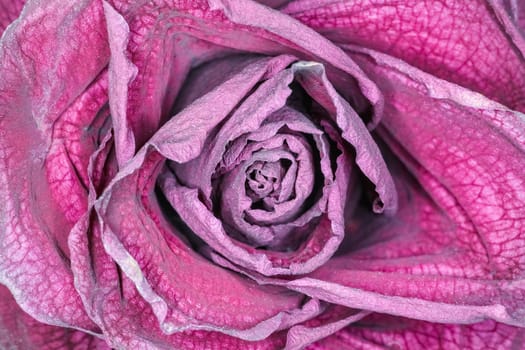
<box><xmin>0</xmin><ymin>0</ymin><xmax>24</xmax><ymax>35</ymax></box>
<box><xmin>503</xmin><ymin>0</ymin><xmax>525</xmax><ymax>32</ymax></box>
<box><xmin>284</xmin><ymin>0</ymin><xmax>525</xmax><ymax>112</ymax></box>
<box><xmin>0</xmin><ymin>0</ymin><xmax>109</xmax><ymax>331</ymax></box>
<box><xmin>308</xmin><ymin>315</ymin><xmax>525</xmax><ymax>350</ymax></box>
<box><xmin>209</xmin><ymin>48</ymin><xmax>525</xmax><ymax>328</ymax></box>
<box><xmin>0</xmin><ymin>284</ymin><xmax>109</xmax><ymax>350</ymax></box>
<box><xmin>103</xmin><ymin>0</ymin><xmax>383</xmax><ymax>152</ymax></box>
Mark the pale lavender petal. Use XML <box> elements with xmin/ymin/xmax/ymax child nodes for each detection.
<box><xmin>103</xmin><ymin>2</ymin><xmax>137</xmax><ymax>166</ymax></box>
<box><xmin>292</xmin><ymin>61</ymin><xmax>397</xmax><ymax>215</ymax></box>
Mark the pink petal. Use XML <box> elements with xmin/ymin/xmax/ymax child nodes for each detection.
<box><xmin>0</xmin><ymin>284</ymin><xmax>110</xmax><ymax>350</ymax></box>
<box><xmin>69</xmin><ymin>214</ymin><xmax>290</xmax><ymax>349</ymax></box>
<box><xmin>168</xmin><ymin>55</ymin><xmax>395</xmax><ymax>276</ymax></box>
<box><xmin>103</xmin><ymin>2</ymin><xmax>138</xmax><ymax>166</ymax></box>
<box><xmin>0</xmin><ymin>0</ymin><xmax>109</xmax><ymax>331</ymax></box>
<box><xmin>284</xmin><ymin>0</ymin><xmax>525</xmax><ymax>112</ymax></box>
<box><xmin>353</xmin><ymin>47</ymin><xmax>525</xmax><ymax>282</ymax></box>
<box><xmin>0</xmin><ymin>0</ymin><xmax>24</xmax><ymax>35</ymax></box>
<box><xmin>308</xmin><ymin>315</ymin><xmax>525</xmax><ymax>350</ymax></box>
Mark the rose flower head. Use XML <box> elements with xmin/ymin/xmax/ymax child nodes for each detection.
<box><xmin>0</xmin><ymin>0</ymin><xmax>525</xmax><ymax>349</ymax></box>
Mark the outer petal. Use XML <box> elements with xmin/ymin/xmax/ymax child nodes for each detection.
<box><xmin>0</xmin><ymin>285</ymin><xmax>110</xmax><ymax>350</ymax></box>
<box><xmin>89</xmin><ymin>147</ymin><xmax>368</xmax><ymax>348</ymax></box>
<box><xmin>308</xmin><ymin>315</ymin><xmax>525</xmax><ymax>350</ymax></box>
<box><xmin>351</xmin><ymin>47</ymin><xmax>525</xmax><ymax>282</ymax></box>
<box><xmin>0</xmin><ymin>0</ymin><xmax>24</xmax><ymax>35</ymax></box>
<box><xmin>318</xmin><ymin>49</ymin><xmax>525</xmax><ymax>324</ymax></box>
<box><xmin>284</xmin><ymin>0</ymin><xmax>525</xmax><ymax>112</ymax></box>
<box><xmin>69</xmin><ymin>213</ymin><xmax>290</xmax><ymax>349</ymax></box>
<box><xmin>0</xmin><ymin>0</ymin><xmax>109</xmax><ymax>331</ymax></box>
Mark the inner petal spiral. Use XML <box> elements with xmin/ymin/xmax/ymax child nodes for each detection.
<box><xmin>246</xmin><ymin>159</ymin><xmax>289</xmax><ymax>204</ymax></box>
<box><xmin>158</xmin><ymin>55</ymin><xmax>396</xmax><ymax>276</ymax></box>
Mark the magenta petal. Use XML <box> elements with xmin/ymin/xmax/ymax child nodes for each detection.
<box><xmin>0</xmin><ymin>0</ymin><xmax>109</xmax><ymax>331</ymax></box>
<box><xmin>103</xmin><ymin>1</ymin><xmax>223</xmax><ymax>160</ymax></box>
<box><xmin>285</xmin><ymin>0</ymin><xmax>525</xmax><ymax>112</ymax></box>
<box><xmin>0</xmin><ymin>0</ymin><xmax>24</xmax><ymax>35</ymax></box>
<box><xmin>353</xmin><ymin>47</ymin><xmax>525</xmax><ymax>282</ymax></box>
<box><xmin>309</xmin><ymin>316</ymin><xmax>525</xmax><ymax>350</ymax></box>
<box><xmin>46</xmin><ymin>73</ymin><xmax>109</xmax><ymax>225</ymax></box>
<box><xmin>0</xmin><ymin>285</ymin><xmax>109</xmax><ymax>350</ymax></box>
<box><xmin>292</xmin><ymin>50</ymin><xmax>525</xmax><ymax>325</ymax></box>
<box><xmin>69</xmin><ymin>213</ymin><xmax>290</xmax><ymax>349</ymax></box>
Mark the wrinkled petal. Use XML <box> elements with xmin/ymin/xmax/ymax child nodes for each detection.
<box><xmin>0</xmin><ymin>0</ymin><xmax>109</xmax><ymax>331</ymax></box>
<box><xmin>291</xmin><ymin>61</ymin><xmax>397</xmax><ymax>215</ymax></box>
<box><xmin>0</xmin><ymin>284</ymin><xmax>110</xmax><ymax>350</ymax></box>
<box><xmin>46</xmin><ymin>73</ymin><xmax>109</xmax><ymax>224</ymax></box>
<box><xmin>103</xmin><ymin>0</ymin><xmax>383</xmax><ymax>156</ymax></box>
<box><xmin>210</xmin><ymin>49</ymin><xmax>525</xmax><ymax>327</ymax></box>
<box><xmin>86</xmin><ymin>139</ymin><xmax>364</xmax><ymax>349</ymax></box>
<box><xmin>308</xmin><ymin>315</ymin><xmax>525</xmax><ymax>350</ymax></box>
<box><xmin>90</xmin><ymin>57</ymin><xmax>315</xmax><ymax>341</ymax></box>
<box><xmin>162</xmin><ymin>56</ymin><xmax>395</xmax><ymax>276</ymax></box>
<box><xmin>284</xmin><ymin>0</ymin><xmax>525</xmax><ymax>112</ymax></box>
<box><xmin>352</xmin><ymin>46</ymin><xmax>525</xmax><ymax>282</ymax></box>
<box><xmin>69</xmin><ymin>214</ymin><xmax>291</xmax><ymax>349</ymax></box>
<box><xmin>71</xmin><ymin>210</ymin><xmax>368</xmax><ymax>349</ymax></box>
<box><xmin>104</xmin><ymin>2</ymin><xmax>138</xmax><ymax>166</ymax></box>
<box><xmin>172</xmin><ymin>54</ymin><xmax>298</xmax><ymax>200</ymax></box>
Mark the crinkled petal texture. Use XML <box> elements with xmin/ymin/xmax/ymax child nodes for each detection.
<box><xmin>219</xmin><ymin>50</ymin><xmax>525</xmax><ymax>330</ymax></box>
<box><xmin>0</xmin><ymin>285</ymin><xmax>110</xmax><ymax>350</ymax></box>
<box><xmin>284</xmin><ymin>0</ymin><xmax>525</xmax><ymax>112</ymax></box>
<box><xmin>2</xmin><ymin>0</ymin><xmax>525</xmax><ymax>350</ymax></box>
<box><xmin>103</xmin><ymin>0</ymin><xmax>383</xmax><ymax>168</ymax></box>
<box><xmin>84</xmin><ymin>49</ymin><xmax>393</xmax><ymax>348</ymax></box>
<box><xmin>307</xmin><ymin>315</ymin><xmax>525</xmax><ymax>350</ymax></box>
<box><xmin>0</xmin><ymin>0</ymin><xmax>110</xmax><ymax>332</ymax></box>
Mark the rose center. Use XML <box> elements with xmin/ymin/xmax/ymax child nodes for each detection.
<box><xmin>246</xmin><ymin>158</ymin><xmax>292</xmax><ymax>209</ymax></box>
